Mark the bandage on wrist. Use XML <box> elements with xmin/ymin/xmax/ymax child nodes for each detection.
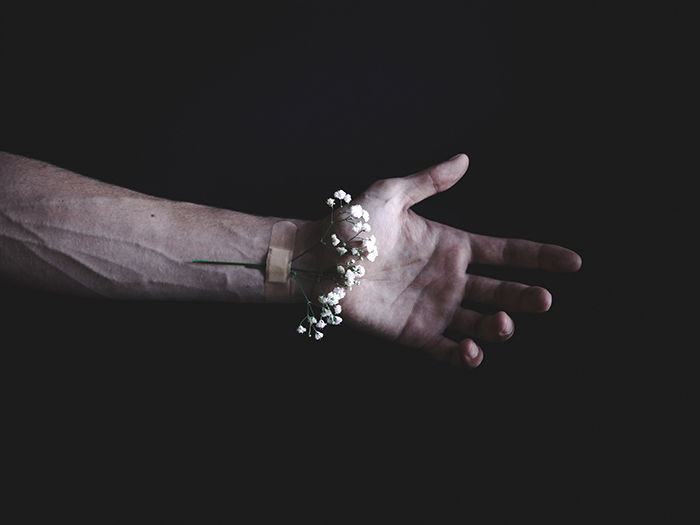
<box><xmin>264</xmin><ymin>221</ymin><xmax>298</xmax><ymax>301</ymax></box>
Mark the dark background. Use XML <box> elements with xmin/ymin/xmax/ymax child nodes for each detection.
<box><xmin>1</xmin><ymin>2</ymin><xmax>651</xmax><ymax>519</ymax></box>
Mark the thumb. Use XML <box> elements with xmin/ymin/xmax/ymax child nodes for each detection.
<box><xmin>400</xmin><ymin>153</ymin><xmax>469</xmax><ymax>208</ymax></box>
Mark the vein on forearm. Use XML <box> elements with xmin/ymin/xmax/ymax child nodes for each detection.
<box><xmin>0</xmin><ymin>154</ymin><xmax>272</xmax><ymax>301</ymax></box>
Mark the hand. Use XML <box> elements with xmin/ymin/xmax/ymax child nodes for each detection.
<box><xmin>329</xmin><ymin>154</ymin><xmax>582</xmax><ymax>368</ymax></box>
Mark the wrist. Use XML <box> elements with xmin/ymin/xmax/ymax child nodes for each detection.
<box><xmin>285</xmin><ymin>218</ymin><xmax>326</xmax><ymax>303</ymax></box>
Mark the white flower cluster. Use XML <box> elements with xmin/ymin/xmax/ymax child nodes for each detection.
<box><xmin>297</xmin><ymin>189</ymin><xmax>379</xmax><ymax>340</ymax></box>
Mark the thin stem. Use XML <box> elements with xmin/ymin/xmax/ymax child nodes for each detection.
<box><xmin>292</xmin><ymin>207</ymin><xmax>340</xmax><ymax>263</ymax></box>
<box><xmin>191</xmin><ymin>260</ymin><xmax>265</xmax><ymax>269</ymax></box>
<box><xmin>290</xmin><ymin>267</ymin><xmax>323</xmax><ymax>274</ymax></box>
<box><xmin>347</xmin><ymin>232</ymin><xmax>362</xmax><ymax>243</ymax></box>
<box><xmin>292</xmin><ymin>271</ymin><xmax>312</xmax><ymax>304</ymax></box>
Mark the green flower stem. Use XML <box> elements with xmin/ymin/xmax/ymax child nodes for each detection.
<box><xmin>292</xmin><ymin>271</ymin><xmax>315</xmax><ymax>338</ymax></box>
<box><xmin>292</xmin><ymin>212</ymin><xmax>337</xmax><ymax>263</ymax></box>
<box><xmin>292</xmin><ymin>270</ymin><xmax>315</xmax><ymax>303</ymax></box>
<box><xmin>290</xmin><ymin>267</ymin><xmax>322</xmax><ymax>275</ymax></box>
<box><xmin>291</xmin><ymin>245</ymin><xmax>315</xmax><ymax>263</ymax></box>
<box><xmin>347</xmin><ymin>233</ymin><xmax>362</xmax><ymax>244</ymax></box>
<box><xmin>319</xmin><ymin>211</ymin><xmax>338</xmax><ymax>241</ymax></box>
<box><xmin>191</xmin><ymin>260</ymin><xmax>265</xmax><ymax>269</ymax></box>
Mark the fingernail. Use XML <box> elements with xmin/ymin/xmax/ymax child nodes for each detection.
<box><xmin>499</xmin><ymin>320</ymin><xmax>513</xmax><ymax>337</ymax></box>
<box><xmin>467</xmin><ymin>343</ymin><xmax>479</xmax><ymax>359</ymax></box>
<box><xmin>449</xmin><ymin>153</ymin><xmax>463</xmax><ymax>160</ymax></box>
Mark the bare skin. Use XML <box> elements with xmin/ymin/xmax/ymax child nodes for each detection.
<box><xmin>0</xmin><ymin>152</ymin><xmax>581</xmax><ymax>368</ymax></box>
<box><xmin>307</xmin><ymin>154</ymin><xmax>582</xmax><ymax>367</ymax></box>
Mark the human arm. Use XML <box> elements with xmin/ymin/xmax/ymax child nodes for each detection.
<box><xmin>0</xmin><ymin>152</ymin><xmax>321</xmax><ymax>302</ymax></box>
<box><xmin>0</xmin><ymin>151</ymin><xmax>582</xmax><ymax>367</ymax></box>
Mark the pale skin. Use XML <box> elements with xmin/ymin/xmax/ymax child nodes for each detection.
<box><xmin>0</xmin><ymin>152</ymin><xmax>581</xmax><ymax>367</ymax></box>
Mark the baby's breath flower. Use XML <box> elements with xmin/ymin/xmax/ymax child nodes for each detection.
<box><xmin>207</xmin><ymin>187</ymin><xmax>378</xmax><ymax>342</ymax></box>
<box><xmin>345</xmin><ymin>270</ymin><xmax>356</xmax><ymax>286</ymax></box>
<box><xmin>350</xmin><ymin>205</ymin><xmax>364</xmax><ymax>218</ymax></box>
<box><xmin>325</xmin><ymin>292</ymin><xmax>339</xmax><ymax>306</ymax></box>
<box><xmin>296</xmin><ymin>188</ymin><xmax>377</xmax><ymax>340</ymax></box>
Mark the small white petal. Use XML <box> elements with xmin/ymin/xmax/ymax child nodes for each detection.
<box><xmin>316</xmin><ymin>320</ymin><xmax>327</xmax><ymax>329</ymax></box>
<box><xmin>326</xmin><ymin>198</ymin><xmax>335</xmax><ymax>207</ymax></box>
<box><xmin>362</xmin><ymin>235</ymin><xmax>377</xmax><ymax>249</ymax></box>
<box><xmin>337</xmin><ymin>265</ymin><xmax>345</xmax><ymax>275</ymax></box>
<box><xmin>334</xmin><ymin>305</ymin><xmax>342</xmax><ymax>314</ymax></box>
<box><xmin>343</xmin><ymin>194</ymin><xmax>351</xmax><ymax>203</ymax></box>
<box><xmin>330</xmin><ymin>234</ymin><xmax>340</xmax><ymax>246</ymax></box>
<box><xmin>350</xmin><ymin>205</ymin><xmax>363</xmax><ymax>218</ymax></box>
<box><xmin>333</xmin><ymin>190</ymin><xmax>346</xmax><ymax>200</ymax></box>
<box><xmin>314</xmin><ymin>331</ymin><xmax>324</xmax><ymax>340</ymax></box>
<box><xmin>337</xmin><ymin>247</ymin><xmax>347</xmax><ymax>255</ymax></box>
<box><xmin>297</xmin><ymin>325</ymin><xmax>306</xmax><ymax>333</ymax></box>
<box><xmin>362</xmin><ymin>210</ymin><xmax>370</xmax><ymax>222</ymax></box>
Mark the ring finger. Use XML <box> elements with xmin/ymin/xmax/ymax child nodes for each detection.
<box><xmin>464</xmin><ymin>274</ymin><xmax>552</xmax><ymax>313</ymax></box>
<box><xmin>448</xmin><ymin>308</ymin><xmax>515</xmax><ymax>343</ymax></box>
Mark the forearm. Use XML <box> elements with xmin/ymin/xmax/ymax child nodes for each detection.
<box><xmin>0</xmin><ymin>152</ymin><xmax>319</xmax><ymax>302</ymax></box>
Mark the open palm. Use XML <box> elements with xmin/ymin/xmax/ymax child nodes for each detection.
<box><xmin>333</xmin><ymin>154</ymin><xmax>581</xmax><ymax>367</ymax></box>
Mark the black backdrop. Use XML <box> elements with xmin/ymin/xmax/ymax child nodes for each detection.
<box><xmin>1</xmin><ymin>2</ymin><xmax>635</xmax><ymax>519</ymax></box>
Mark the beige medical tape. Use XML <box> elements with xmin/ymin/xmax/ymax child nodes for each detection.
<box><xmin>264</xmin><ymin>221</ymin><xmax>298</xmax><ymax>301</ymax></box>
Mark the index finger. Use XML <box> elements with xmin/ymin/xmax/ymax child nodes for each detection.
<box><xmin>469</xmin><ymin>233</ymin><xmax>582</xmax><ymax>272</ymax></box>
